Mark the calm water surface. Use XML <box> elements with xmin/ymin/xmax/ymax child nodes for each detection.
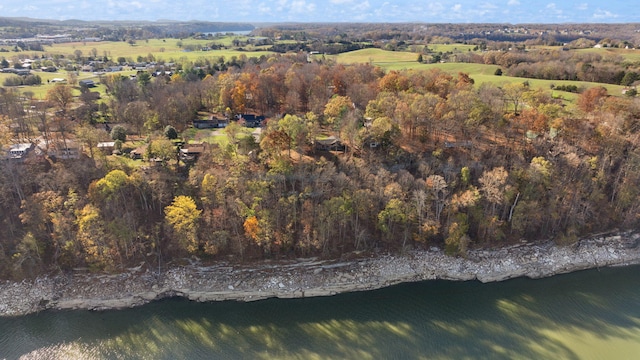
<box><xmin>1</xmin><ymin>265</ymin><xmax>639</xmax><ymax>359</ymax></box>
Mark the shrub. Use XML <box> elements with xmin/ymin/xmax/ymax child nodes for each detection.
<box><xmin>2</xmin><ymin>75</ymin><xmax>22</xmax><ymax>86</ymax></box>
<box><xmin>23</xmin><ymin>74</ymin><xmax>42</xmax><ymax>85</ymax></box>
<box><xmin>164</xmin><ymin>125</ymin><xmax>178</xmax><ymax>140</ymax></box>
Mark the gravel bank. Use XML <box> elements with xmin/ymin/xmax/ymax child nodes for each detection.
<box><xmin>1</xmin><ymin>231</ymin><xmax>639</xmax><ymax>317</ymax></box>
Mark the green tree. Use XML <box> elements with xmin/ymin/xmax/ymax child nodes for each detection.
<box><xmin>148</xmin><ymin>139</ymin><xmax>177</xmax><ymax>164</ymax></box>
<box><xmin>110</xmin><ymin>125</ymin><xmax>127</xmax><ymax>142</ymax></box>
<box><xmin>138</xmin><ymin>71</ymin><xmax>151</xmax><ymax>87</ymax></box>
<box><xmin>378</xmin><ymin>198</ymin><xmax>411</xmax><ymax>247</ymax></box>
<box><xmin>620</xmin><ymin>72</ymin><xmax>638</xmax><ymax>86</ymax></box>
<box><xmin>277</xmin><ymin>114</ymin><xmax>309</xmax><ymax>158</ymax></box>
<box><xmin>164</xmin><ymin>125</ymin><xmax>178</xmax><ymax>140</ymax></box>
<box><xmin>445</xmin><ymin>213</ymin><xmax>470</xmax><ymax>256</ymax></box>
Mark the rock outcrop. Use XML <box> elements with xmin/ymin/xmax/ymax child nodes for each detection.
<box><xmin>1</xmin><ymin>231</ymin><xmax>639</xmax><ymax>317</ymax></box>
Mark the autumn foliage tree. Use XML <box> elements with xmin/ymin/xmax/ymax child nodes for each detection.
<box><xmin>165</xmin><ymin>195</ymin><xmax>202</xmax><ymax>254</ymax></box>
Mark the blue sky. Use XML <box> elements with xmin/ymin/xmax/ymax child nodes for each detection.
<box><xmin>0</xmin><ymin>1</ymin><xmax>637</xmax><ymax>23</ymax></box>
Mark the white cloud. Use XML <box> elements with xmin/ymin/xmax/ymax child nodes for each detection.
<box><xmin>593</xmin><ymin>9</ymin><xmax>619</xmax><ymax>19</ymax></box>
<box><xmin>352</xmin><ymin>1</ymin><xmax>370</xmax><ymax>12</ymax></box>
<box><xmin>290</xmin><ymin>0</ymin><xmax>316</xmax><ymax>14</ymax></box>
<box><xmin>544</xmin><ymin>3</ymin><xmax>563</xmax><ymax>15</ymax></box>
<box><xmin>427</xmin><ymin>2</ymin><xmax>445</xmax><ymax>14</ymax></box>
<box><xmin>452</xmin><ymin>4</ymin><xmax>462</xmax><ymax>12</ymax></box>
<box><xmin>258</xmin><ymin>3</ymin><xmax>271</xmax><ymax>14</ymax></box>
<box><xmin>330</xmin><ymin>0</ymin><xmax>354</xmax><ymax>4</ymax></box>
<box><xmin>507</xmin><ymin>0</ymin><xmax>520</xmax><ymax>6</ymax></box>
<box><xmin>481</xmin><ymin>3</ymin><xmax>498</xmax><ymax>9</ymax></box>
<box><xmin>577</xmin><ymin>3</ymin><xmax>588</xmax><ymax>11</ymax></box>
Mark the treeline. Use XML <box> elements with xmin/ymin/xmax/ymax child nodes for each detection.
<box><xmin>2</xmin><ymin>74</ymin><xmax>42</xmax><ymax>86</ymax></box>
<box><xmin>253</xmin><ymin>23</ymin><xmax>640</xmax><ymax>47</ymax></box>
<box><xmin>2</xmin><ymin>53</ymin><xmax>640</xmax><ymax>279</ymax></box>
<box><xmin>456</xmin><ymin>48</ymin><xmax>640</xmax><ymax>85</ymax></box>
<box><xmin>0</xmin><ymin>17</ymin><xmax>254</xmax><ymax>42</ymax></box>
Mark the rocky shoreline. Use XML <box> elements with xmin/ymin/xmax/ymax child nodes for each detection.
<box><xmin>2</xmin><ymin>231</ymin><xmax>640</xmax><ymax>317</ymax></box>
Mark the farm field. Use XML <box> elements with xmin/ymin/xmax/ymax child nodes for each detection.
<box><xmin>575</xmin><ymin>47</ymin><xmax>640</xmax><ymax>63</ymax></box>
<box><xmin>42</xmin><ymin>38</ymin><xmax>273</xmax><ymax>63</ymax></box>
<box><xmin>333</xmin><ymin>48</ymin><xmax>627</xmax><ymax>97</ymax></box>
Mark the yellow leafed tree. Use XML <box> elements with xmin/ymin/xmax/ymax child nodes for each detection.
<box><xmin>164</xmin><ymin>195</ymin><xmax>202</xmax><ymax>253</ymax></box>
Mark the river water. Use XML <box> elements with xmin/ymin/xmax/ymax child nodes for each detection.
<box><xmin>1</xmin><ymin>265</ymin><xmax>639</xmax><ymax>359</ymax></box>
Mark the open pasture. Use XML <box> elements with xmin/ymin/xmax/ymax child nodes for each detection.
<box><xmin>44</xmin><ymin>38</ymin><xmax>273</xmax><ymax>63</ymax></box>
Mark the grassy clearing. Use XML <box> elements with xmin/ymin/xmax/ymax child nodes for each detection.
<box><xmin>0</xmin><ymin>69</ymin><xmax>115</xmax><ymax>99</ymax></box>
<box><xmin>44</xmin><ymin>38</ymin><xmax>273</xmax><ymax>63</ymax></box>
<box><xmin>576</xmin><ymin>47</ymin><xmax>640</xmax><ymax>63</ymax></box>
<box><xmin>424</xmin><ymin>43</ymin><xmax>477</xmax><ymax>52</ymax></box>
<box><xmin>105</xmin><ymin>153</ymin><xmax>146</xmax><ymax>169</ymax></box>
<box><xmin>331</xmin><ymin>48</ymin><xmax>420</xmax><ymax>65</ymax></box>
<box><xmin>333</xmin><ymin>48</ymin><xmax>626</xmax><ymax>97</ymax></box>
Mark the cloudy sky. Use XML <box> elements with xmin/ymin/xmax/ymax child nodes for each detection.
<box><xmin>0</xmin><ymin>0</ymin><xmax>637</xmax><ymax>23</ymax></box>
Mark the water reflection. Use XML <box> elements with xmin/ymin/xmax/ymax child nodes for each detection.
<box><xmin>1</xmin><ymin>266</ymin><xmax>639</xmax><ymax>359</ymax></box>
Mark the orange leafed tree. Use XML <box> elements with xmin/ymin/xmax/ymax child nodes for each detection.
<box><xmin>577</xmin><ymin>86</ymin><xmax>608</xmax><ymax>113</ymax></box>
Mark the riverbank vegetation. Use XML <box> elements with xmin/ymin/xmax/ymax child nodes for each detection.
<box><xmin>1</xmin><ymin>21</ymin><xmax>640</xmax><ymax>279</ymax></box>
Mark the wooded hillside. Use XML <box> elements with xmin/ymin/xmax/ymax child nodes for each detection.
<box><xmin>2</xmin><ymin>37</ymin><xmax>640</xmax><ymax>279</ymax></box>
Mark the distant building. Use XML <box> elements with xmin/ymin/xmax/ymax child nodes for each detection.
<box><xmin>180</xmin><ymin>143</ymin><xmax>207</xmax><ymax>162</ymax></box>
<box><xmin>97</xmin><ymin>141</ymin><xmax>116</xmax><ymax>154</ymax></box>
<box><xmin>79</xmin><ymin>79</ymin><xmax>95</xmax><ymax>87</ymax></box>
<box><xmin>7</xmin><ymin>143</ymin><xmax>35</xmax><ymax>162</ymax></box>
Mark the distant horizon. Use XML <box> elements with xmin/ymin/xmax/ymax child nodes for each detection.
<box><xmin>0</xmin><ymin>1</ymin><xmax>638</xmax><ymax>24</ymax></box>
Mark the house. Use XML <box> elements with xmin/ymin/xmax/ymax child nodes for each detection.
<box><xmin>7</xmin><ymin>143</ymin><xmax>35</xmax><ymax>162</ymax></box>
<box><xmin>130</xmin><ymin>145</ymin><xmax>148</xmax><ymax>160</ymax></box>
<box><xmin>48</xmin><ymin>140</ymin><xmax>80</xmax><ymax>160</ymax></box>
<box><xmin>444</xmin><ymin>141</ymin><xmax>473</xmax><ymax>148</ymax></box>
<box><xmin>180</xmin><ymin>143</ymin><xmax>207</xmax><ymax>162</ymax></box>
<box><xmin>192</xmin><ymin>117</ymin><xmax>228</xmax><ymax>129</ymax></box>
<box><xmin>237</xmin><ymin>114</ymin><xmax>265</xmax><ymax>127</ymax></box>
<box><xmin>79</xmin><ymin>79</ymin><xmax>95</xmax><ymax>87</ymax></box>
<box><xmin>314</xmin><ymin>137</ymin><xmax>345</xmax><ymax>152</ymax></box>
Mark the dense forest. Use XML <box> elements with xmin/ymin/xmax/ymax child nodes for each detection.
<box><xmin>2</xmin><ymin>23</ymin><xmax>640</xmax><ymax>280</ymax></box>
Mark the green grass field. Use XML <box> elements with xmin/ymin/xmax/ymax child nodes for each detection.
<box><xmin>0</xmin><ymin>69</ymin><xmax>113</xmax><ymax>99</ymax></box>
<box><xmin>44</xmin><ymin>38</ymin><xmax>273</xmax><ymax>64</ymax></box>
<box><xmin>423</xmin><ymin>44</ymin><xmax>477</xmax><ymax>52</ymax></box>
<box><xmin>329</xmin><ymin>48</ymin><xmax>420</xmax><ymax>65</ymax></box>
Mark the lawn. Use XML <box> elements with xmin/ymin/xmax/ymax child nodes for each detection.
<box><xmin>1</xmin><ymin>69</ymin><xmax>115</xmax><ymax>99</ymax></box>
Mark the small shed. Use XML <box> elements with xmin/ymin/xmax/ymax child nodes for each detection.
<box><xmin>97</xmin><ymin>141</ymin><xmax>116</xmax><ymax>154</ymax></box>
